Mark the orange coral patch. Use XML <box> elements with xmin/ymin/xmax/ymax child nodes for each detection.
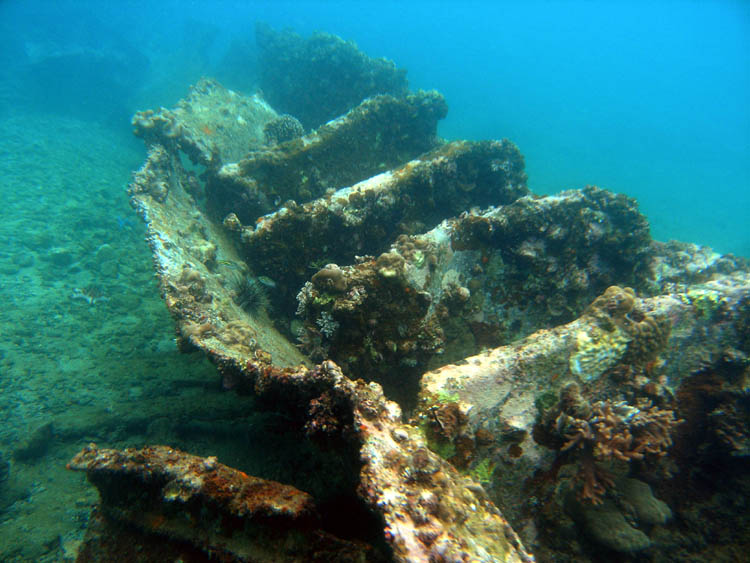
<box><xmin>147</xmin><ymin>513</ymin><xmax>167</xmax><ymax>529</ymax></box>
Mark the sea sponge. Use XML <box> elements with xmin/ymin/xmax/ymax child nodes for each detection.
<box><xmin>263</xmin><ymin>114</ymin><xmax>305</xmax><ymax>145</ymax></box>
<box><xmin>311</xmin><ymin>264</ymin><xmax>348</xmax><ymax>292</ymax></box>
<box><xmin>375</xmin><ymin>252</ymin><xmax>406</xmax><ymax>279</ymax></box>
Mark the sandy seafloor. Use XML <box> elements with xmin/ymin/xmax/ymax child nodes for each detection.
<box><xmin>0</xmin><ymin>112</ymin><xmax>291</xmax><ymax>561</ymax></box>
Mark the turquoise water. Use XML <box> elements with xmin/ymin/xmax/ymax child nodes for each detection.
<box><xmin>0</xmin><ymin>1</ymin><xmax>747</xmax><ymax>559</ymax></box>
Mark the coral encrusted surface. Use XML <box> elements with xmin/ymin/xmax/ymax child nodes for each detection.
<box><xmin>75</xmin><ymin>26</ymin><xmax>750</xmax><ymax>563</ymax></box>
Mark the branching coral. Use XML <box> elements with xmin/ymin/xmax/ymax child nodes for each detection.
<box><xmin>540</xmin><ymin>383</ymin><xmax>682</xmax><ymax>504</ymax></box>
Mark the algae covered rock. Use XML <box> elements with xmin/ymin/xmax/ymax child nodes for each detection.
<box><xmin>414</xmin><ymin>277</ymin><xmax>748</xmax><ymax>538</ymax></box>
<box><xmin>132</xmin><ymin>77</ymin><xmax>277</xmax><ymax>166</ymax></box>
<box><xmin>0</xmin><ymin>453</ymin><xmax>8</xmax><ymax>487</ymax></box>
<box><xmin>68</xmin><ymin>444</ymin><xmax>373</xmax><ymax>562</ymax></box>
<box><xmin>256</xmin><ymin>22</ymin><xmax>409</xmax><ymax>129</ymax></box>
<box><xmin>240</xmin><ymin>139</ymin><xmax>528</xmax><ymax>313</ymax></box>
<box><xmin>618</xmin><ymin>477</ymin><xmax>672</xmax><ymax>526</ymax></box>
<box><xmin>208</xmin><ymin>90</ymin><xmax>449</xmax><ymax>223</ymax></box>
<box><xmin>561</xmin><ymin>477</ymin><xmax>670</xmax><ymax>553</ymax></box>
<box><xmin>125</xmin><ymin>74</ymin><xmax>536</xmax><ymax>561</ymax></box>
<box><xmin>564</xmin><ymin>495</ymin><xmax>651</xmax><ymax>553</ymax></box>
<box><xmin>291</xmin><ymin>186</ymin><xmax>656</xmax><ymax>398</ymax></box>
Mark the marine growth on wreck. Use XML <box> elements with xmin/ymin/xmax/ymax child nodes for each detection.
<box><xmin>66</xmin><ymin>22</ymin><xmax>750</xmax><ymax>563</ymax></box>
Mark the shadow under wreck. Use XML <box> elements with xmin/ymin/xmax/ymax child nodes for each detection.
<box><xmin>71</xmin><ymin>24</ymin><xmax>750</xmax><ymax>563</ymax></box>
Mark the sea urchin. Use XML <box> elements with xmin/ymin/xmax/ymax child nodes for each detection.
<box><xmin>230</xmin><ymin>274</ymin><xmax>269</xmax><ymax>314</ymax></box>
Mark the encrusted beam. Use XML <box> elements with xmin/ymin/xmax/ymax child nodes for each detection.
<box><xmin>237</xmin><ymin>139</ymin><xmax>527</xmax><ymax>307</ymax></box>
<box><xmin>68</xmin><ymin>444</ymin><xmax>369</xmax><ymax>562</ymax></box>
<box><xmin>207</xmin><ymin>91</ymin><xmax>449</xmax><ymax>222</ymax></box>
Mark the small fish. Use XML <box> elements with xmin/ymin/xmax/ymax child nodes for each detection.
<box><xmin>217</xmin><ymin>260</ymin><xmax>241</xmax><ymax>269</ymax></box>
<box><xmin>116</xmin><ymin>216</ymin><xmax>134</xmax><ymax>230</ymax></box>
<box><xmin>257</xmin><ymin>276</ymin><xmax>277</xmax><ymax>288</ymax></box>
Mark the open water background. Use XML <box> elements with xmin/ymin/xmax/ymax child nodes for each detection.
<box><xmin>2</xmin><ymin>0</ymin><xmax>748</xmax><ymax>254</ymax></box>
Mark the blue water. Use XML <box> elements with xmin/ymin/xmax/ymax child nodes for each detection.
<box><xmin>2</xmin><ymin>0</ymin><xmax>747</xmax><ymax>255</ymax></box>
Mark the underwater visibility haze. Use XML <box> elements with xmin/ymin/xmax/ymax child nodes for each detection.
<box><xmin>0</xmin><ymin>1</ymin><xmax>749</xmax><ymax>561</ymax></box>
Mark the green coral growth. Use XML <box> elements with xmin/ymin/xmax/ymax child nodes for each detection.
<box><xmin>469</xmin><ymin>457</ymin><xmax>495</xmax><ymax>485</ymax></box>
<box><xmin>685</xmin><ymin>288</ymin><xmax>725</xmax><ymax>319</ymax></box>
<box><xmin>431</xmin><ymin>439</ymin><xmax>457</xmax><ymax>460</ymax></box>
<box><xmin>569</xmin><ymin>327</ymin><xmax>630</xmax><ymax>381</ymax></box>
<box><xmin>312</xmin><ymin>293</ymin><xmax>336</xmax><ymax>307</ymax></box>
<box><xmin>417</xmin><ymin>419</ymin><xmax>456</xmax><ymax>459</ymax></box>
<box><xmin>435</xmin><ymin>389</ymin><xmax>460</xmax><ymax>403</ymax></box>
<box><xmin>535</xmin><ymin>390</ymin><xmax>558</xmax><ymax>415</ymax></box>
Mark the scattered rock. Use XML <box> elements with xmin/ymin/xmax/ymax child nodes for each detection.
<box><xmin>45</xmin><ymin>248</ymin><xmax>74</xmax><ymax>268</ymax></box>
<box><xmin>13</xmin><ymin>422</ymin><xmax>54</xmax><ymax>462</ymax></box>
